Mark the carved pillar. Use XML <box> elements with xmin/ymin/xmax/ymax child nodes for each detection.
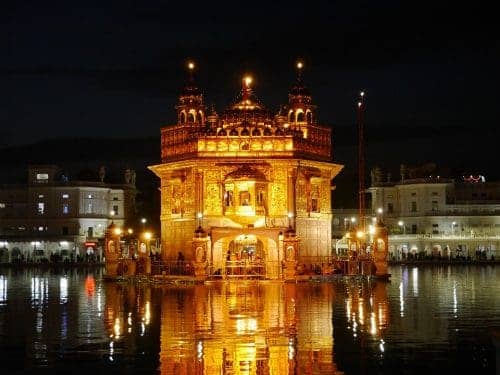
<box><xmin>283</xmin><ymin>226</ymin><xmax>300</xmax><ymax>280</ymax></box>
<box><xmin>192</xmin><ymin>226</ymin><xmax>208</xmax><ymax>280</ymax></box>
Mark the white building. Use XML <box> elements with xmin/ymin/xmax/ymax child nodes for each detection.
<box><xmin>0</xmin><ymin>165</ymin><xmax>137</xmax><ymax>262</ymax></box>
<box><xmin>367</xmin><ymin>169</ymin><xmax>500</xmax><ymax>260</ymax></box>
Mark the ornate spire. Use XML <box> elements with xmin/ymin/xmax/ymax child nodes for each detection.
<box><xmin>287</xmin><ymin>60</ymin><xmax>315</xmax><ymax>129</ymax></box>
<box><xmin>176</xmin><ymin>60</ymin><xmax>205</xmax><ymax>125</ymax></box>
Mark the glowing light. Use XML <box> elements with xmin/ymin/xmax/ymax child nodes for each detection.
<box><xmin>377</xmin><ymin>207</ymin><xmax>383</xmax><ymax>214</ymax></box>
<box><xmin>297</xmin><ymin>61</ymin><xmax>303</xmax><ymax>69</ymax></box>
<box><xmin>368</xmin><ymin>225</ymin><xmax>375</xmax><ymax>235</ymax></box>
<box><xmin>144</xmin><ymin>232</ymin><xmax>152</xmax><ymax>241</ymax></box>
<box><xmin>398</xmin><ymin>221</ymin><xmax>404</xmax><ymax>226</ymax></box>
<box><xmin>188</xmin><ymin>61</ymin><xmax>195</xmax><ymax>70</ymax></box>
<box><xmin>127</xmin><ymin>228</ymin><xmax>133</xmax><ymax>235</ymax></box>
<box><xmin>351</xmin><ymin>217</ymin><xmax>356</xmax><ymax>223</ymax></box>
<box><xmin>356</xmin><ymin>230</ymin><xmax>365</xmax><ymax>239</ymax></box>
<box><xmin>197</xmin><ymin>212</ymin><xmax>203</xmax><ymax>219</ymax></box>
<box><xmin>360</xmin><ymin>91</ymin><xmax>365</xmax><ymax>97</ymax></box>
<box><xmin>114</xmin><ymin>228</ymin><xmax>121</xmax><ymax>235</ymax></box>
<box><xmin>244</xmin><ymin>76</ymin><xmax>252</xmax><ymax>87</ymax></box>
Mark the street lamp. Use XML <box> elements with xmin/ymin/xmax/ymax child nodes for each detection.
<box><xmin>197</xmin><ymin>212</ymin><xmax>203</xmax><ymax>228</ymax></box>
<box><xmin>452</xmin><ymin>221</ymin><xmax>456</xmax><ymax>236</ymax></box>
<box><xmin>141</xmin><ymin>218</ymin><xmax>147</xmax><ymax>231</ymax></box>
<box><xmin>398</xmin><ymin>220</ymin><xmax>405</xmax><ymax>234</ymax></box>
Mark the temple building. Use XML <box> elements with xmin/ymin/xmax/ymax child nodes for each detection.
<box><xmin>149</xmin><ymin>62</ymin><xmax>343</xmax><ymax>279</ymax></box>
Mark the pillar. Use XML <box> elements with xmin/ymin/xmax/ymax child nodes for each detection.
<box><xmin>373</xmin><ymin>220</ymin><xmax>390</xmax><ymax>279</ymax></box>
<box><xmin>192</xmin><ymin>226</ymin><xmax>208</xmax><ymax>280</ymax></box>
<box><xmin>283</xmin><ymin>226</ymin><xmax>300</xmax><ymax>280</ymax></box>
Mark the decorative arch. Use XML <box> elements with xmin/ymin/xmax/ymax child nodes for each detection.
<box><xmin>180</xmin><ymin>111</ymin><xmax>187</xmax><ymax>124</ymax></box>
<box><xmin>306</xmin><ymin>110</ymin><xmax>313</xmax><ymax>123</ymax></box>
<box><xmin>296</xmin><ymin>109</ymin><xmax>305</xmax><ymax>122</ymax></box>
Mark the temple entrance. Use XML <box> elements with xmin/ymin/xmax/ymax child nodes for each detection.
<box><xmin>225</xmin><ymin>235</ymin><xmax>265</xmax><ymax>278</ymax></box>
<box><xmin>209</xmin><ymin>227</ymin><xmax>283</xmax><ymax>280</ymax></box>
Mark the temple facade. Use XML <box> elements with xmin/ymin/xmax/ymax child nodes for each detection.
<box><xmin>149</xmin><ymin>63</ymin><xmax>343</xmax><ymax>279</ymax></box>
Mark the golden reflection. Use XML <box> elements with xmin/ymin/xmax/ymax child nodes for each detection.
<box><xmin>343</xmin><ymin>279</ymin><xmax>389</xmax><ymax>343</ymax></box>
<box><xmin>101</xmin><ymin>282</ymin><xmax>391</xmax><ymax>374</ymax></box>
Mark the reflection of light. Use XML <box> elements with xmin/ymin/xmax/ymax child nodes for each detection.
<box><xmin>412</xmin><ymin>267</ymin><xmax>418</xmax><ymax>297</ymax></box>
<box><xmin>379</xmin><ymin>339</ymin><xmax>385</xmax><ymax>353</ymax></box>
<box><xmin>399</xmin><ymin>282</ymin><xmax>404</xmax><ymax>317</ymax></box>
<box><xmin>113</xmin><ymin>318</ymin><xmax>121</xmax><ymax>337</ymax></box>
<box><xmin>85</xmin><ymin>276</ymin><xmax>95</xmax><ymax>297</ymax></box>
<box><xmin>144</xmin><ymin>301</ymin><xmax>151</xmax><ymax>325</ymax></box>
<box><xmin>346</xmin><ymin>298</ymin><xmax>352</xmax><ymax>321</ymax></box>
<box><xmin>453</xmin><ymin>282</ymin><xmax>457</xmax><ymax>316</ymax></box>
<box><xmin>60</xmin><ymin>276</ymin><xmax>68</xmax><ymax>304</ymax></box>
<box><xmin>31</xmin><ymin>277</ymin><xmax>48</xmax><ymax>306</ymax></box>
<box><xmin>197</xmin><ymin>341</ymin><xmax>203</xmax><ymax>361</ymax></box>
<box><xmin>140</xmin><ymin>322</ymin><xmax>145</xmax><ymax>336</ymax></box>
<box><xmin>128</xmin><ymin>312</ymin><xmax>132</xmax><ymax>326</ymax></box>
<box><xmin>236</xmin><ymin>318</ymin><xmax>257</xmax><ymax>334</ymax></box>
<box><xmin>370</xmin><ymin>312</ymin><xmax>377</xmax><ymax>336</ymax></box>
<box><xmin>0</xmin><ymin>275</ymin><xmax>7</xmax><ymax>304</ymax></box>
<box><xmin>358</xmin><ymin>300</ymin><xmax>364</xmax><ymax>325</ymax></box>
<box><xmin>288</xmin><ymin>338</ymin><xmax>296</xmax><ymax>360</ymax></box>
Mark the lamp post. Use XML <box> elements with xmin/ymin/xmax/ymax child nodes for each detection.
<box><xmin>141</xmin><ymin>218</ymin><xmax>147</xmax><ymax>232</ymax></box>
<box><xmin>398</xmin><ymin>220</ymin><xmax>405</xmax><ymax>235</ymax></box>
<box><xmin>197</xmin><ymin>212</ymin><xmax>203</xmax><ymax>228</ymax></box>
<box><xmin>452</xmin><ymin>221</ymin><xmax>456</xmax><ymax>236</ymax></box>
<box><xmin>287</xmin><ymin>212</ymin><xmax>294</xmax><ymax>229</ymax></box>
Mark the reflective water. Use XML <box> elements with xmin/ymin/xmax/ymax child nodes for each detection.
<box><xmin>0</xmin><ymin>265</ymin><xmax>498</xmax><ymax>374</ymax></box>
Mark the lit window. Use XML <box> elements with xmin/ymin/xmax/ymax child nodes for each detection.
<box><xmin>87</xmin><ymin>194</ymin><xmax>93</xmax><ymax>199</ymax></box>
<box><xmin>62</xmin><ymin>194</ymin><xmax>69</xmax><ymax>199</ymax></box>
<box><xmin>36</xmin><ymin>173</ymin><xmax>48</xmax><ymax>181</ymax></box>
<box><xmin>0</xmin><ymin>203</ymin><xmax>5</xmax><ymax>209</ymax></box>
<box><xmin>37</xmin><ymin>202</ymin><xmax>45</xmax><ymax>215</ymax></box>
<box><xmin>62</xmin><ymin>203</ymin><xmax>69</xmax><ymax>214</ymax></box>
<box><xmin>38</xmin><ymin>194</ymin><xmax>44</xmax><ymax>199</ymax></box>
<box><xmin>113</xmin><ymin>205</ymin><xmax>119</xmax><ymax>215</ymax></box>
<box><xmin>38</xmin><ymin>226</ymin><xmax>44</xmax><ymax>231</ymax></box>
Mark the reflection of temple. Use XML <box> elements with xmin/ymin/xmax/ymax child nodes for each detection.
<box><xmin>158</xmin><ymin>283</ymin><xmax>344</xmax><ymax>374</ymax></box>
<box><xmin>149</xmin><ymin>62</ymin><xmax>343</xmax><ymax>279</ymax></box>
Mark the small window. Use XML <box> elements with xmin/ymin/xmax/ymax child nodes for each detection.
<box><xmin>62</xmin><ymin>203</ymin><xmax>69</xmax><ymax>214</ymax></box>
<box><xmin>432</xmin><ymin>201</ymin><xmax>438</xmax><ymax>211</ymax></box>
<box><xmin>36</xmin><ymin>173</ymin><xmax>48</xmax><ymax>181</ymax></box>
<box><xmin>38</xmin><ymin>226</ymin><xmax>44</xmax><ymax>232</ymax></box>
<box><xmin>112</xmin><ymin>205</ymin><xmax>119</xmax><ymax>215</ymax></box>
<box><xmin>113</xmin><ymin>197</ymin><xmax>118</xmax><ymax>201</ymax></box>
<box><xmin>62</xmin><ymin>226</ymin><xmax>69</xmax><ymax>235</ymax></box>
<box><xmin>38</xmin><ymin>194</ymin><xmax>44</xmax><ymax>199</ymax></box>
<box><xmin>0</xmin><ymin>203</ymin><xmax>5</xmax><ymax>209</ymax></box>
<box><xmin>387</xmin><ymin>202</ymin><xmax>394</xmax><ymax>213</ymax></box>
<box><xmin>432</xmin><ymin>224</ymin><xmax>439</xmax><ymax>227</ymax></box>
<box><xmin>411</xmin><ymin>201</ymin><xmax>417</xmax><ymax>212</ymax></box>
<box><xmin>432</xmin><ymin>192</ymin><xmax>438</xmax><ymax>196</ymax></box>
<box><xmin>62</xmin><ymin>194</ymin><xmax>69</xmax><ymax>199</ymax></box>
<box><xmin>87</xmin><ymin>194</ymin><xmax>93</xmax><ymax>199</ymax></box>
<box><xmin>37</xmin><ymin>202</ymin><xmax>45</xmax><ymax>215</ymax></box>
<box><xmin>411</xmin><ymin>192</ymin><xmax>417</xmax><ymax>197</ymax></box>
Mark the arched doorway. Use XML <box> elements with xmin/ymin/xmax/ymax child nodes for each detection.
<box><xmin>209</xmin><ymin>227</ymin><xmax>282</xmax><ymax>279</ymax></box>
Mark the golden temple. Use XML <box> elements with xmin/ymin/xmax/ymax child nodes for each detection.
<box><xmin>149</xmin><ymin>62</ymin><xmax>344</xmax><ymax>279</ymax></box>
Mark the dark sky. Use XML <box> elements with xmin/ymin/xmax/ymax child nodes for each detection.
<box><xmin>2</xmin><ymin>0</ymin><xmax>499</xmax><ymax>181</ymax></box>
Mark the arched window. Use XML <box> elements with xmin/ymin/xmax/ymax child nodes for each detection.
<box><xmin>296</xmin><ymin>111</ymin><xmax>305</xmax><ymax>122</ymax></box>
<box><xmin>288</xmin><ymin>111</ymin><xmax>294</xmax><ymax>122</ymax></box>
<box><xmin>306</xmin><ymin>111</ymin><xmax>313</xmax><ymax>123</ymax></box>
<box><xmin>188</xmin><ymin>112</ymin><xmax>196</xmax><ymax>123</ymax></box>
<box><xmin>180</xmin><ymin>111</ymin><xmax>187</xmax><ymax>124</ymax></box>
<box><xmin>218</xmin><ymin>129</ymin><xmax>227</xmax><ymax>136</ymax></box>
<box><xmin>229</xmin><ymin>128</ymin><xmax>239</xmax><ymax>136</ymax></box>
<box><xmin>252</xmin><ymin>128</ymin><xmax>261</xmax><ymax>136</ymax></box>
<box><xmin>263</xmin><ymin>127</ymin><xmax>272</xmax><ymax>136</ymax></box>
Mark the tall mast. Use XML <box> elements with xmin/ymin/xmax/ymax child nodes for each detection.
<box><xmin>357</xmin><ymin>91</ymin><xmax>366</xmax><ymax>233</ymax></box>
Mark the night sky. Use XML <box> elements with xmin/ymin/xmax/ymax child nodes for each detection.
<box><xmin>2</xmin><ymin>0</ymin><xmax>499</xmax><ymax>186</ymax></box>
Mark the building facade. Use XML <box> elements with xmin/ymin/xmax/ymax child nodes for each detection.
<box><xmin>367</xmin><ymin>167</ymin><xmax>500</xmax><ymax>259</ymax></box>
<box><xmin>150</xmin><ymin>64</ymin><xmax>343</xmax><ymax>278</ymax></box>
<box><xmin>0</xmin><ymin>165</ymin><xmax>137</xmax><ymax>262</ymax></box>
